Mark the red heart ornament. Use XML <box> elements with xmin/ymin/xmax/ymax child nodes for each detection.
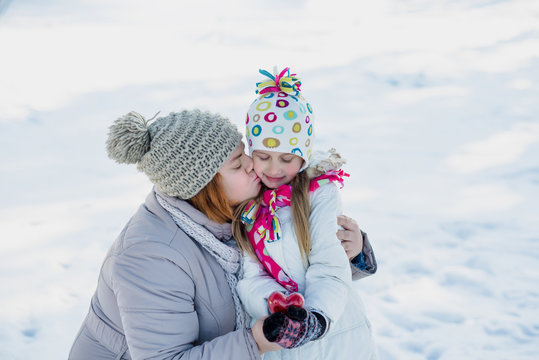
<box><xmin>268</xmin><ymin>292</ymin><xmax>305</xmax><ymax>314</ymax></box>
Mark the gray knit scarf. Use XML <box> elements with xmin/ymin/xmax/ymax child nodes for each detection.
<box><xmin>156</xmin><ymin>193</ymin><xmax>247</xmax><ymax>329</ymax></box>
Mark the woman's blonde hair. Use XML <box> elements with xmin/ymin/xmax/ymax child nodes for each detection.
<box><xmin>232</xmin><ymin>171</ymin><xmax>311</xmax><ymax>264</ymax></box>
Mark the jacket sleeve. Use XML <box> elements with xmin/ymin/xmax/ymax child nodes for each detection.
<box><xmin>237</xmin><ymin>252</ymin><xmax>288</xmax><ymax>322</ymax></box>
<box><xmin>111</xmin><ymin>242</ymin><xmax>260</xmax><ymax>360</ymax></box>
<box><xmin>351</xmin><ymin>230</ymin><xmax>378</xmax><ymax>280</ymax></box>
<box><xmin>304</xmin><ymin>184</ymin><xmax>352</xmax><ymax>323</ymax></box>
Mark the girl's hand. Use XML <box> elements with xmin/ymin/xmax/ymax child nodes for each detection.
<box><xmin>262</xmin><ymin>306</ymin><xmax>326</xmax><ymax>349</ymax></box>
<box><xmin>337</xmin><ymin>215</ymin><xmax>363</xmax><ymax>260</ymax></box>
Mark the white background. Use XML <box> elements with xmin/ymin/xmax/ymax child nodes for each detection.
<box><xmin>1</xmin><ymin>0</ymin><xmax>538</xmax><ymax>359</ymax></box>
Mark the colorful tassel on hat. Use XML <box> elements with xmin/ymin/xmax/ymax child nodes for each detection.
<box><xmin>256</xmin><ymin>67</ymin><xmax>302</xmax><ymax>96</ymax></box>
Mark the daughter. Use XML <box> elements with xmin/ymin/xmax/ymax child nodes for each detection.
<box><xmin>234</xmin><ymin>68</ymin><xmax>378</xmax><ymax>359</ymax></box>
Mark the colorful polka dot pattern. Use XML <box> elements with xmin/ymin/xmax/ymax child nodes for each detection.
<box><xmin>246</xmin><ymin>91</ymin><xmax>314</xmax><ymax>166</ymax></box>
<box><xmin>251</xmin><ymin>125</ymin><xmax>262</xmax><ymax>137</ymax></box>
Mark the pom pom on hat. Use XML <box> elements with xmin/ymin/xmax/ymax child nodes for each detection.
<box><xmin>105</xmin><ymin>109</ymin><xmax>242</xmax><ymax>199</ymax></box>
<box><xmin>106</xmin><ymin>111</ymin><xmax>152</xmax><ymax>164</ymax></box>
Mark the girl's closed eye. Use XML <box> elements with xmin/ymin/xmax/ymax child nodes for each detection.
<box><xmin>281</xmin><ymin>157</ymin><xmax>293</xmax><ymax>163</ymax></box>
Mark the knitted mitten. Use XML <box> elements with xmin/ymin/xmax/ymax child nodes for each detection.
<box><xmin>262</xmin><ymin>306</ymin><xmax>327</xmax><ymax>348</ymax></box>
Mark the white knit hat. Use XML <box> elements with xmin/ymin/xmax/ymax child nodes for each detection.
<box><xmin>245</xmin><ymin>67</ymin><xmax>314</xmax><ymax>169</ymax></box>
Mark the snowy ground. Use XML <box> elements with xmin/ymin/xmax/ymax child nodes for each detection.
<box><xmin>1</xmin><ymin>0</ymin><xmax>538</xmax><ymax>359</ymax></box>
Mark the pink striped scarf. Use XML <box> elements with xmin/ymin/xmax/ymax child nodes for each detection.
<box><xmin>240</xmin><ymin>170</ymin><xmax>349</xmax><ymax>292</ymax></box>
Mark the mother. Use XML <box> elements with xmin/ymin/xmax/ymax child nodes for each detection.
<box><xmin>69</xmin><ymin>109</ymin><xmax>376</xmax><ymax>359</ymax></box>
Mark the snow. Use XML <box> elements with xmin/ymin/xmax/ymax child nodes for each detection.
<box><xmin>0</xmin><ymin>0</ymin><xmax>538</xmax><ymax>359</ymax></box>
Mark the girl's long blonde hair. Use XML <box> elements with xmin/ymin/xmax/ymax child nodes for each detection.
<box><xmin>232</xmin><ymin>170</ymin><xmax>312</xmax><ymax>264</ymax></box>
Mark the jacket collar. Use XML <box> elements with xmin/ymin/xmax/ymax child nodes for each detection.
<box><xmin>151</xmin><ymin>187</ymin><xmax>233</xmax><ymax>241</ymax></box>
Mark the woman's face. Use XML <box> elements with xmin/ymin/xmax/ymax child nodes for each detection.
<box><xmin>218</xmin><ymin>142</ymin><xmax>261</xmax><ymax>204</ymax></box>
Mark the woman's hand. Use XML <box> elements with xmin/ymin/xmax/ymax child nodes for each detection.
<box><xmin>336</xmin><ymin>215</ymin><xmax>363</xmax><ymax>260</ymax></box>
<box><xmin>251</xmin><ymin>317</ymin><xmax>283</xmax><ymax>354</ymax></box>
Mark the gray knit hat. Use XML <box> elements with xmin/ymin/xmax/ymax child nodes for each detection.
<box><xmin>106</xmin><ymin>109</ymin><xmax>242</xmax><ymax>199</ymax></box>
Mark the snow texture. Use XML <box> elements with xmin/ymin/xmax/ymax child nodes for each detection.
<box><xmin>0</xmin><ymin>0</ymin><xmax>538</xmax><ymax>359</ymax></box>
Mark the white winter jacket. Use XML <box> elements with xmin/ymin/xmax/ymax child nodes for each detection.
<box><xmin>237</xmin><ymin>183</ymin><xmax>378</xmax><ymax>360</ymax></box>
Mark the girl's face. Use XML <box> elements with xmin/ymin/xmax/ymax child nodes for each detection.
<box><xmin>252</xmin><ymin>150</ymin><xmax>304</xmax><ymax>189</ymax></box>
<box><xmin>218</xmin><ymin>142</ymin><xmax>261</xmax><ymax>204</ymax></box>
